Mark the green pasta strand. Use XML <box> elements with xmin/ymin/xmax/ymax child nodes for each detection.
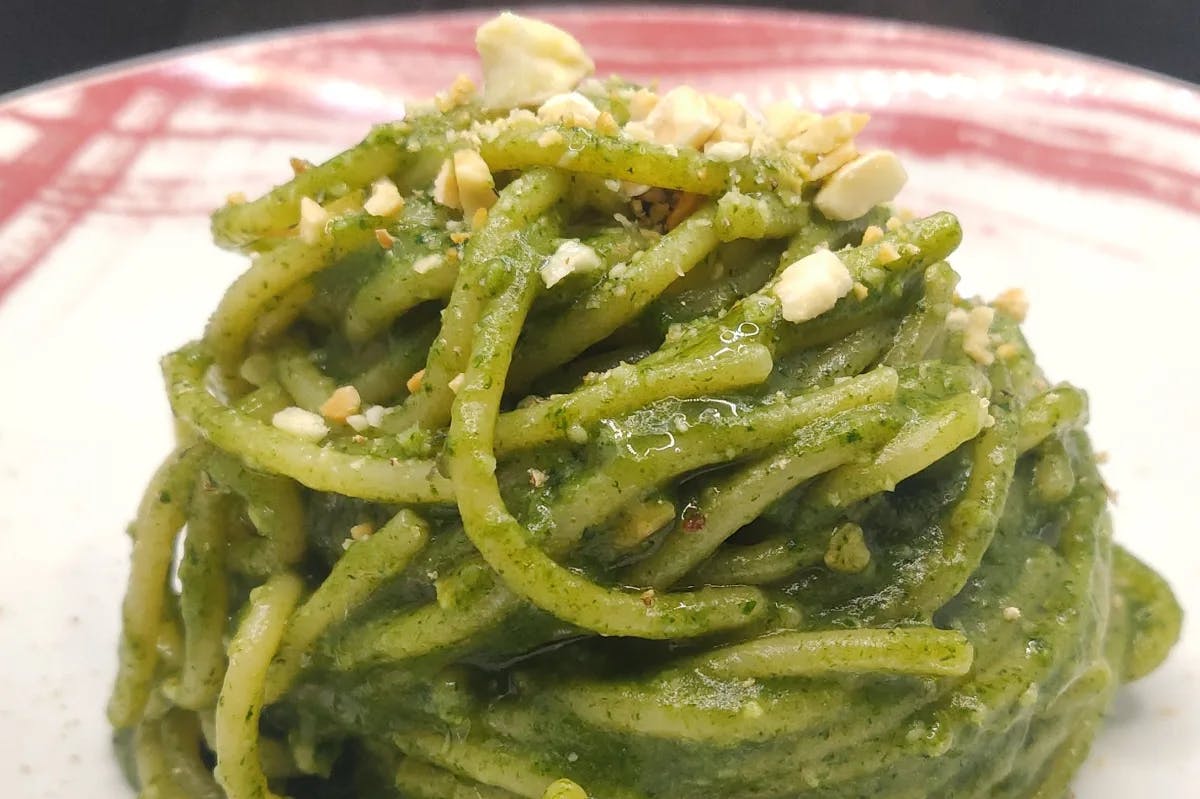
<box><xmin>109</xmin><ymin>47</ymin><xmax>1180</xmax><ymax>799</ymax></box>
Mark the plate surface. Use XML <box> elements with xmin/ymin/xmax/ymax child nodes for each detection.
<box><xmin>1</xmin><ymin>6</ymin><xmax>1197</xmax><ymax>798</ymax></box>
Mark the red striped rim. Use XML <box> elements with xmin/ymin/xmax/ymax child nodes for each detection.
<box><xmin>2</xmin><ymin>5</ymin><xmax>1197</xmax><ymax>303</ymax></box>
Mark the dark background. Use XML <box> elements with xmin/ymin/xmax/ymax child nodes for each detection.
<box><xmin>1</xmin><ymin>0</ymin><xmax>1197</xmax><ymax>96</ymax></box>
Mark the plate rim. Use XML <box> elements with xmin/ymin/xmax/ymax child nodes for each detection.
<box><xmin>2</xmin><ymin>2</ymin><xmax>1198</xmax><ymax>114</ymax></box>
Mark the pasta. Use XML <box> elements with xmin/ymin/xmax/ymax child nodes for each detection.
<box><xmin>108</xmin><ymin>13</ymin><xmax>1182</xmax><ymax>799</ymax></box>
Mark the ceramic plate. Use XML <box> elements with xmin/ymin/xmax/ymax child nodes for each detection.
<box><xmin>1</xmin><ymin>6</ymin><xmax>1197</xmax><ymax>797</ymax></box>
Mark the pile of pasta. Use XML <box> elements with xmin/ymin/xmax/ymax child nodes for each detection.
<box><xmin>109</xmin><ymin>14</ymin><xmax>1181</xmax><ymax>799</ymax></box>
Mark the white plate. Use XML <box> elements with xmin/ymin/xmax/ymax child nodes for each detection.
<box><xmin>0</xmin><ymin>7</ymin><xmax>1197</xmax><ymax>797</ymax></box>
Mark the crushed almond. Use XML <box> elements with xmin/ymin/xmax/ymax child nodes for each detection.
<box><xmin>448</xmin><ymin>373</ymin><xmax>466</xmax><ymax>394</ymax></box>
<box><xmin>449</xmin><ymin>230</ymin><xmax>471</xmax><ymax>244</ymax></box>
<box><xmin>540</xmin><ymin>239</ymin><xmax>603</xmax><ymax>288</ymax></box>
<box><xmin>947</xmin><ymin>306</ymin><xmax>996</xmax><ymax>365</ymax></box>
<box><xmin>298</xmin><ymin>197</ymin><xmax>329</xmax><ymax>244</ymax></box>
<box><xmin>1002</xmin><ymin>606</ymin><xmax>1022</xmax><ymax>621</ymax></box>
<box><xmin>774</xmin><ymin>249</ymin><xmax>854</xmax><ymax>323</ymax></box>
<box><xmin>537</xmin><ymin>91</ymin><xmax>601</xmax><ymax>127</ymax></box>
<box><xmin>814</xmin><ymin>150</ymin><xmax>907</xmax><ymax>222</ymax></box>
<box><xmin>993</xmin><ymin>287</ymin><xmax>1030</xmax><ymax>322</ymax></box>
<box><xmin>808</xmin><ymin>141</ymin><xmax>858</xmax><ymax>180</ymax></box>
<box><xmin>320</xmin><ymin>385</ymin><xmax>362</xmax><ymax>423</ymax></box>
<box><xmin>289</xmin><ymin>157</ymin><xmax>312</xmax><ymax>175</ymax></box>
<box><xmin>528</xmin><ymin>468</ymin><xmax>549</xmax><ymax>488</ymax></box>
<box><xmin>640</xmin><ymin>589</ymin><xmax>657</xmax><ymax>607</ymax></box>
<box><xmin>852</xmin><ymin>282</ymin><xmax>869</xmax><ymax>300</ymax></box>
<box><xmin>995</xmin><ymin>342</ymin><xmax>1020</xmax><ymax>361</ymax></box>
<box><xmin>272</xmin><ymin>407</ymin><xmax>328</xmax><ymax>441</ymax></box>
<box><xmin>861</xmin><ymin>225</ymin><xmax>885</xmax><ymax>245</ymax></box>
<box><xmin>537</xmin><ymin>128</ymin><xmax>565</xmax><ymax>148</ymax></box>
<box><xmin>472</xmin><ymin>206</ymin><xmax>489</xmax><ymax>230</ymax></box>
<box><xmin>225</xmin><ymin>191</ymin><xmax>247</xmax><ymax>205</ymax></box>
<box><xmin>595</xmin><ymin>111</ymin><xmax>619</xmax><ymax>135</ymax></box>
<box><xmin>406</xmin><ymin>369</ymin><xmax>426</xmax><ymax>393</ymax></box>
<box><xmin>349</xmin><ymin>521</ymin><xmax>376</xmax><ymax>541</ymax></box>
<box><xmin>476</xmin><ymin>12</ymin><xmax>594</xmax><ymax>110</ymax></box>
<box><xmin>374</xmin><ymin>228</ymin><xmax>395</xmax><ymax>249</ymax></box>
<box><xmin>411</xmin><ymin>253</ymin><xmax>443</xmax><ymax>274</ymax></box>
<box><xmin>876</xmin><ymin>242</ymin><xmax>900</xmax><ymax>265</ymax></box>
<box><xmin>436</xmin><ymin>74</ymin><xmax>477</xmax><ymax>111</ymax></box>
<box><xmin>627</xmin><ymin>85</ymin><xmax>720</xmax><ymax>149</ymax></box>
<box><xmin>363</xmin><ymin>405</ymin><xmax>387</xmax><ymax>427</ymax></box>
<box><xmin>363</xmin><ymin>177</ymin><xmax>405</xmax><ymax>216</ymax></box>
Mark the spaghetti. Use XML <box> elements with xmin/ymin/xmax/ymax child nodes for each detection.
<box><xmin>109</xmin><ymin>13</ymin><xmax>1181</xmax><ymax>799</ymax></box>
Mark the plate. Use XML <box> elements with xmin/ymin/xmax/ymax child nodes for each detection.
<box><xmin>1</xmin><ymin>7</ymin><xmax>1197</xmax><ymax>797</ymax></box>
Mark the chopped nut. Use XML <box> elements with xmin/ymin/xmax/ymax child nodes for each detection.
<box><xmin>289</xmin><ymin>157</ymin><xmax>312</xmax><ymax>175</ymax></box>
<box><xmin>626</xmin><ymin>88</ymin><xmax>658</xmax><ymax>121</ymax></box>
<box><xmin>476</xmin><ymin>12</ymin><xmax>594</xmax><ymax>110</ymax></box>
<box><xmin>436</xmin><ymin>74</ymin><xmax>477</xmax><ymax>111</ymax></box>
<box><xmin>595</xmin><ymin>111</ymin><xmax>619</xmax><ymax>135</ymax></box>
<box><xmin>471</xmin><ymin>206</ymin><xmax>489</xmax><ymax>230</ymax></box>
<box><xmin>704</xmin><ymin>140</ymin><xmax>750</xmax><ymax>162</ymax></box>
<box><xmin>363</xmin><ymin>405</ymin><xmax>387</xmax><ymax>427</ymax></box>
<box><xmin>946</xmin><ymin>306</ymin><xmax>996</xmax><ymax>365</ymax></box>
<box><xmin>540</xmin><ymin>239</ymin><xmax>603</xmax><ymax>288</ymax></box>
<box><xmin>537</xmin><ymin>128</ymin><xmax>565</xmax><ymax>147</ymax></box>
<box><xmin>537</xmin><ymin>91</ymin><xmax>601</xmax><ymax>127</ymax></box>
<box><xmin>861</xmin><ymin>225</ymin><xmax>885</xmax><ymax>245</ymax></box>
<box><xmin>876</xmin><ymin>242</ymin><xmax>900</xmax><ymax>264</ymax></box>
<box><xmin>993</xmin><ymin>287</ymin><xmax>1030</xmax><ymax>321</ymax></box>
<box><xmin>774</xmin><ymin>249</ymin><xmax>854</xmax><ymax>323</ymax></box>
<box><xmin>346</xmin><ymin>415</ymin><xmax>369</xmax><ymax>432</ymax></box>
<box><xmin>629</xmin><ymin>85</ymin><xmax>720</xmax><ymax>149</ymax></box>
<box><xmin>995</xmin><ymin>342</ymin><xmax>1020</xmax><ymax>361</ymax></box>
<box><xmin>319</xmin><ymin>385</ymin><xmax>362</xmax><ymax>423</ymax></box>
<box><xmin>445</xmin><ymin>247</ymin><xmax>460</xmax><ymax>263</ymax></box>
<box><xmin>808</xmin><ymin>141</ymin><xmax>858</xmax><ymax>180</ymax></box>
<box><xmin>885</xmin><ymin>215</ymin><xmax>903</xmax><ymax>231</ymax></box>
<box><xmin>814</xmin><ymin>150</ymin><xmax>908</xmax><ymax>221</ymax></box>
<box><xmin>640</xmin><ymin>588</ymin><xmax>656</xmax><ymax>607</ymax></box>
<box><xmin>349</xmin><ymin>521</ymin><xmax>376</xmax><ymax>541</ymax></box>
<box><xmin>528</xmin><ymin>468</ymin><xmax>548</xmax><ymax>488</ymax></box>
<box><xmin>448</xmin><ymin>373</ymin><xmax>466</xmax><ymax>394</ymax></box>
<box><xmin>225</xmin><ymin>191</ymin><xmax>247</xmax><ymax>205</ymax></box>
<box><xmin>852</xmin><ymin>281</ymin><xmax>869</xmax><ymax>300</ymax></box>
<box><xmin>271</xmin><ymin>407</ymin><xmax>328</xmax><ymax>441</ymax></box>
<box><xmin>411</xmin><ymin>254</ymin><xmax>443</xmax><ymax>274</ymax></box>
<box><xmin>363</xmin><ymin>177</ymin><xmax>405</xmax><ymax>216</ymax></box>
<box><xmin>406</xmin><ymin>368</ymin><xmax>426</xmax><ymax>393</ymax></box>
<box><xmin>374</xmin><ymin>228</ymin><xmax>395</xmax><ymax>249</ymax></box>
<box><xmin>1002</xmin><ymin>606</ymin><xmax>1022</xmax><ymax>621</ymax></box>
<box><xmin>449</xmin><ymin>230</ymin><xmax>471</xmax><ymax>244</ymax></box>
<box><xmin>788</xmin><ymin>111</ymin><xmax>869</xmax><ymax>155</ymax></box>
<box><xmin>297</xmin><ymin>197</ymin><xmax>329</xmax><ymax>244</ymax></box>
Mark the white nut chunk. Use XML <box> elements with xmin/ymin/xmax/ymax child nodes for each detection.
<box><xmin>773</xmin><ymin>249</ymin><xmax>853</xmax><ymax>323</ymax></box>
<box><xmin>363</xmin><ymin>177</ymin><xmax>404</xmax><ymax>217</ymax></box>
<box><xmin>815</xmin><ymin>150</ymin><xmax>908</xmax><ymax>222</ymax></box>
<box><xmin>537</xmin><ymin>91</ymin><xmax>601</xmax><ymax>127</ymax></box>
<box><xmin>271</xmin><ymin>407</ymin><xmax>329</xmax><ymax>441</ymax></box>
<box><xmin>433</xmin><ymin>149</ymin><xmax>499</xmax><ymax>218</ymax></box>
<box><xmin>476</xmin><ymin>12</ymin><xmax>595</xmax><ymax>111</ymax></box>
<box><xmin>540</xmin><ymin>239</ymin><xmax>602</xmax><ymax>288</ymax></box>
<box><xmin>626</xmin><ymin>85</ymin><xmax>721</xmax><ymax>149</ymax></box>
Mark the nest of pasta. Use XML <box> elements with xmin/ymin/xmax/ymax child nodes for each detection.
<box><xmin>109</xmin><ymin>13</ymin><xmax>1181</xmax><ymax>799</ymax></box>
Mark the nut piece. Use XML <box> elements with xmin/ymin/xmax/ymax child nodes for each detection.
<box><xmin>993</xmin><ymin>287</ymin><xmax>1029</xmax><ymax>322</ymax></box>
<box><xmin>363</xmin><ymin>177</ymin><xmax>404</xmax><ymax>217</ymax></box>
<box><xmin>476</xmin><ymin>12</ymin><xmax>594</xmax><ymax>110</ymax></box>
<box><xmin>946</xmin><ymin>305</ymin><xmax>996</xmax><ymax>365</ymax></box>
<box><xmin>320</xmin><ymin>385</ymin><xmax>362</xmax><ymax>423</ymax></box>
<box><xmin>773</xmin><ymin>249</ymin><xmax>854</xmax><ymax>323</ymax></box>
<box><xmin>540</xmin><ymin>239</ymin><xmax>602</xmax><ymax>288</ymax></box>
<box><xmin>626</xmin><ymin>85</ymin><xmax>721</xmax><ymax>149</ymax></box>
<box><xmin>536</xmin><ymin>91</ymin><xmax>601</xmax><ymax>127</ymax></box>
<box><xmin>433</xmin><ymin>150</ymin><xmax>499</xmax><ymax>218</ymax></box>
<box><xmin>298</xmin><ymin>197</ymin><xmax>329</xmax><ymax>244</ymax></box>
<box><xmin>271</xmin><ymin>407</ymin><xmax>328</xmax><ymax>441</ymax></box>
<box><xmin>814</xmin><ymin>150</ymin><xmax>908</xmax><ymax>222</ymax></box>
